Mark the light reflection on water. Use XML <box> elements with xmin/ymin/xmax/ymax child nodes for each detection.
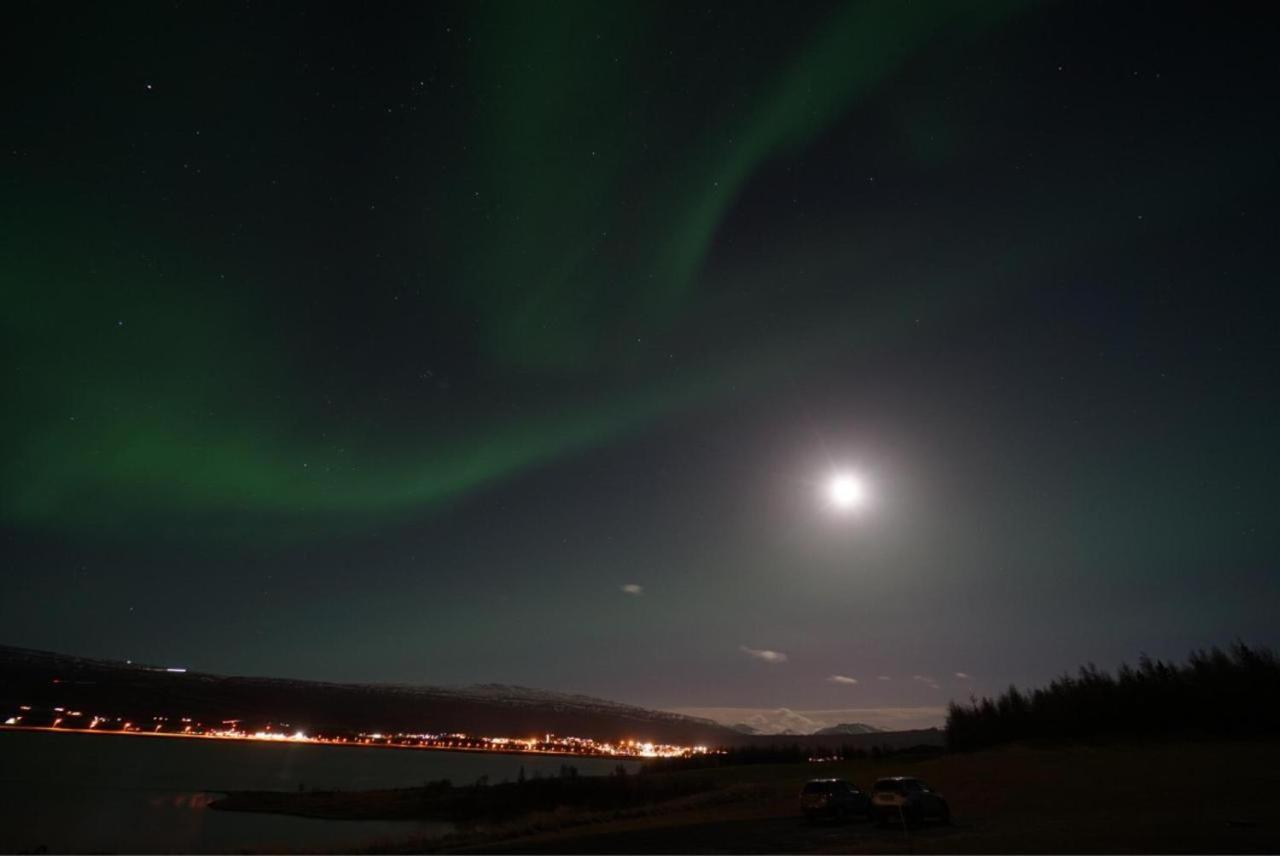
<box><xmin>1</xmin><ymin>730</ymin><xmax>637</xmax><ymax>853</ymax></box>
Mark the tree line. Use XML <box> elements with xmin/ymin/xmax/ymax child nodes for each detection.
<box><xmin>945</xmin><ymin>643</ymin><xmax>1280</xmax><ymax>751</ymax></box>
<box><xmin>641</xmin><ymin>741</ymin><xmax>942</xmax><ymax>772</ymax></box>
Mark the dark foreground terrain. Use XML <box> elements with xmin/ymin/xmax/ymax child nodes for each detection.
<box><xmin>217</xmin><ymin>738</ymin><xmax>1280</xmax><ymax>853</ymax></box>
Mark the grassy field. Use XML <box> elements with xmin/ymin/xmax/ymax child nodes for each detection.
<box><xmin>428</xmin><ymin>739</ymin><xmax>1280</xmax><ymax>853</ymax></box>
<box><xmin>221</xmin><ymin>739</ymin><xmax>1280</xmax><ymax>853</ymax></box>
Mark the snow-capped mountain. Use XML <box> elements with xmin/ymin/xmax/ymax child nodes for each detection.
<box><xmin>813</xmin><ymin>722</ymin><xmax>883</xmax><ymax>735</ymax></box>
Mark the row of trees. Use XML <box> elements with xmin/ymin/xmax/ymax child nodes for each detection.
<box><xmin>642</xmin><ymin>741</ymin><xmax>941</xmax><ymax>773</ymax></box>
<box><xmin>946</xmin><ymin>643</ymin><xmax>1280</xmax><ymax>751</ymax></box>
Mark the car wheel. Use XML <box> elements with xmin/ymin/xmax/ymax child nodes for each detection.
<box><xmin>938</xmin><ymin>802</ymin><xmax>951</xmax><ymax>824</ymax></box>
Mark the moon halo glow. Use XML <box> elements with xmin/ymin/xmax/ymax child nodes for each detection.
<box><xmin>826</xmin><ymin>472</ymin><xmax>868</xmax><ymax>512</ymax></box>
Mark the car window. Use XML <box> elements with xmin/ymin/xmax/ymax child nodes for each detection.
<box><xmin>874</xmin><ymin>780</ymin><xmax>904</xmax><ymax>793</ymax></box>
<box><xmin>803</xmin><ymin>781</ymin><xmax>834</xmax><ymax>794</ymax></box>
<box><xmin>904</xmin><ymin>780</ymin><xmax>923</xmax><ymax>792</ymax></box>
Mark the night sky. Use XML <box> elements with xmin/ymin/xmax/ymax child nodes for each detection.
<box><xmin>4</xmin><ymin>1</ymin><xmax>1278</xmax><ymax>730</ymax></box>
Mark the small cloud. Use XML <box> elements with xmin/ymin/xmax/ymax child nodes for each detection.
<box><xmin>620</xmin><ymin>584</ymin><xmax>643</xmax><ymax>596</ymax></box>
<box><xmin>827</xmin><ymin>674</ymin><xmax>859</xmax><ymax>685</ymax></box>
<box><xmin>912</xmin><ymin>675</ymin><xmax>941</xmax><ymax>690</ymax></box>
<box><xmin>954</xmin><ymin>671</ymin><xmax>971</xmax><ymax>680</ymax></box>
<box><xmin>740</xmin><ymin>645</ymin><xmax>788</xmax><ymax>664</ymax></box>
<box><xmin>877</xmin><ymin>675</ymin><xmax>891</xmax><ymax>681</ymax></box>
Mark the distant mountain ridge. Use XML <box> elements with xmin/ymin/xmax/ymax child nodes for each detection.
<box><xmin>719</xmin><ymin>709</ymin><xmax>887</xmax><ymax>736</ymax></box>
<box><xmin>0</xmin><ymin>645</ymin><xmax>942</xmax><ymax>750</ymax></box>
<box><xmin>814</xmin><ymin>722</ymin><xmax>882</xmax><ymax>735</ymax></box>
<box><xmin>728</xmin><ymin>719</ymin><xmax>884</xmax><ymax>736</ymax></box>
<box><xmin>0</xmin><ymin>644</ymin><xmax>732</xmax><ymax>745</ymax></box>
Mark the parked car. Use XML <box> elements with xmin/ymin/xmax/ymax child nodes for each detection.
<box><xmin>800</xmin><ymin>778</ymin><xmax>871</xmax><ymax>822</ymax></box>
<box><xmin>871</xmin><ymin>776</ymin><xmax>950</xmax><ymax>824</ymax></box>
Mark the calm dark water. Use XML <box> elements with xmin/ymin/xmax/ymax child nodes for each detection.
<box><xmin>0</xmin><ymin>730</ymin><xmax>636</xmax><ymax>853</ymax></box>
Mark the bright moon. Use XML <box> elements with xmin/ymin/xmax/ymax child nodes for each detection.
<box><xmin>827</xmin><ymin>473</ymin><xmax>867</xmax><ymax>511</ymax></box>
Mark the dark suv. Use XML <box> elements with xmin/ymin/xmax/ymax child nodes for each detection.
<box><xmin>871</xmin><ymin>776</ymin><xmax>949</xmax><ymax>824</ymax></box>
<box><xmin>800</xmin><ymin>778</ymin><xmax>871</xmax><ymax>822</ymax></box>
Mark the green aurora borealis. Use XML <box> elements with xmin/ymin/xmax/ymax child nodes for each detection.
<box><xmin>4</xmin><ymin>2</ymin><xmax>1016</xmax><ymax>535</ymax></box>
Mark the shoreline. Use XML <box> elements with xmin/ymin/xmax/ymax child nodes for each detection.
<box><xmin>0</xmin><ymin>724</ymin><xmax>650</xmax><ymax>762</ymax></box>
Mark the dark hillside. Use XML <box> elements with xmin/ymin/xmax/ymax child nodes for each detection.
<box><xmin>0</xmin><ymin>645</ymin><xmax>735</xmax><ymax>745</ymax></box>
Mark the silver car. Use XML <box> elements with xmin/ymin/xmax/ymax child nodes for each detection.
<box><xmin>871</xmin><ymin>776</ymin><xmax>950</xmax><ymax>824</ymax></box>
